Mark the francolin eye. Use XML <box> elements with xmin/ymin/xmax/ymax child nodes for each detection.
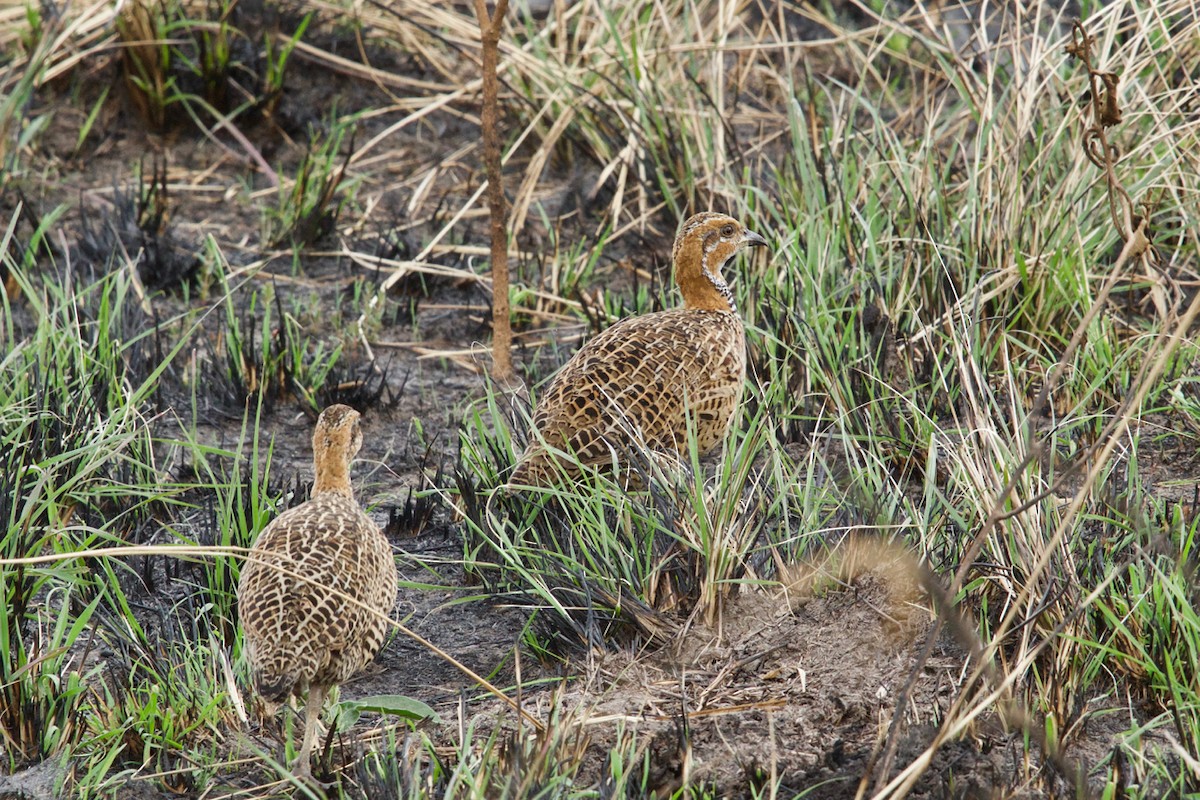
<box><xmin>720</xmin><ymin>224</ymin><xmax>735</xmax><ymax>237</ymax></box>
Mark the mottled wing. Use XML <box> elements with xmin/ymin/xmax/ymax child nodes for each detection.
<box><xmin>238</xmin><ymin>495</ymin><xmax>396</xmax><ymax>699</ymax></box>
<box><xmin>356</xmin><ymin>521</ymin><xmax>399</xmax><ymax>678</ymax></box>
<box><xmin>514</xmin><ymin>309</ymin><xmax>745</xmax><ymax>484</ymax></box>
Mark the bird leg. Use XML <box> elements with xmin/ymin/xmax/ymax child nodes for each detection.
<box><xmin>291</xmin><ymin>684</ymin><xmax>327</xmax><ymax>785</ymax></box>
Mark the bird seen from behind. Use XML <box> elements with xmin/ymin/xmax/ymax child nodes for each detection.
<box><xmin>238</xmin><ymin>404</ymin><xmax>398</xmax><ymax>784</ymax></box>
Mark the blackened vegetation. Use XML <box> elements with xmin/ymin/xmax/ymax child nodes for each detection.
<box><xmin>195</xmin><ymin>287</ymin><xmax>391</xmax><ymax>417</ymax></box>
<box><xmin>320</xmin><ymin>358</ymin><xmax>408</xmax><ymax>412</ymax></box>
<box><xmin>377</xmin><ymin>265</ymin><xmax>434</xmax><ymax>331</ymax></box>
<box><xmin>383</xmin><ymin>487</ymin><xmax>439</xmax><ymax>539</ymax></box>
<box><xmin>0</xmin><ymin>374</ymin><xmax>157</xmax><ymax>766</ymax></box>
<box><xmin>0</xmin><ymin>191</ymin><xmax>41</xmax><ymax>299</ymax></box>
<box><xmin>198</xmin><ymin>297</ymin><xmax>291</xmax><ymax>415</ymax></box>
<box><xmin>383</xmin><ymin>440</ymin><xmax>444</xmax><ymax>539</ymax></box>
<box><xmin>89</xmin><ymin>591</ymin><xmax>214</xmax><ymax>796</ymax></box>
<box><xmin>348</xmin><ymin>735</ymin><xmax>451</xmax><ymax>799</ymax></box>
<box><xmin>367</xmin><ymin>208</ymin><xmax>497</xmax><ymax>335</ymax></box>
<box><xmin>116</xmin><ymin>0</ymin><xmax>301</xmax><ymax>136</ymax></box>
<box><xmin>0</xmin><ymin>454</ymin><xmax>56</xmax><ymax>767</ymax></box>
<box><xmin>123</xmin><ymin>511</ymin><xmax>190</xmax><ymax>599</ymax></box>
<box><xmin>5</xmin><ymin>351</ymin><xmax>163</xmax><ymax>539</ymax></box>
<box><xmin>123</xmin><ymin>456</ymin><xmax>298</xmax><ymax>659</ymax></box>
<box><xmin>0</xmin><ymin>269</ymin><xmax>189</xmax><ymax>759</ymax></box>
<box><xmin>0</xmin><ymin>553</ymin><xmax>93</xmax><ymax>768</ymax></box>
<box><xmin>66</xmin><ymin>261</ymin><xmax>184</xmax><ymax>409</ymax></box>
<box><xmin>75</xmin><ymin>163</ymin><xmax>200</xmax><ymax>292</ymax></box>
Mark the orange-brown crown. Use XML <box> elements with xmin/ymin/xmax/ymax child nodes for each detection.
<box><xmin>670</xmin><ymin>212</ymin><xmax>769</xmax><ymax>312</ymax></box>
<box><xmin>312</xmin><ymin>404</ymin><xmax>363</xmax><ymax>496</ymax></box>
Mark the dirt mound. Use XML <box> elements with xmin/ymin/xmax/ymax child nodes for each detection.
<box><xmin>527</xmin><ymin>557</ymin><xmax>999</xmax><ymax>798</ymax></box>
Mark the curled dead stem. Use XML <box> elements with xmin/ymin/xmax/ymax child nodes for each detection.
<box><xmin>864</xmin><ymin>15</ymin><xmax>1170</xmax><ymax>800</ymax></box>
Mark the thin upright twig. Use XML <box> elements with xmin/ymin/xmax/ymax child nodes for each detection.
<box><xmin>473</xmin><ymin>0</ymin><xmax>514</xmax><ymax>382</ymax></box>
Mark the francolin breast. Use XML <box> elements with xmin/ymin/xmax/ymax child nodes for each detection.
<box><xmin>238</xmin><ymin>404</ymin><xmax>397</xmax><ymax>783</ymax></box>
<box><xmin>511</xmin><ymin>212</ymin><xmax>769</xmax><ymax>486</ymax></box>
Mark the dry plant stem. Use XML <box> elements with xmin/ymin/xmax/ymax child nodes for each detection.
<box><xmin>356</xmin><ymin>0</ymin><xmax>565</xmax><ymax>364</ymax></box>
<box><xmin>875</xmin><ymin>272</ymin><xmax>1200</xmax><ymax>800</ymax></box>
<box><xmin>867</xmin><ymin>22</ymin><xmax>1159</xmax><ymax>791</ymax></box>
<box><xmin>0</xmin><ymin>543</ymin><xmax>545</xmax><ymax>733</ymax></box>
<box><xmin>1070</xmin><ymin>20</ymin><xmax>1134</xmax><ymax>238</ymax></box>
<box><xmin>473</xmin><ymin>0</ymin><xmax>514</xmax><ymax>383</ymax></box>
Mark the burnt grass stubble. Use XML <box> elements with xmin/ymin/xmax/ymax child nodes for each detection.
<box><xmin>1</xmin><ymin>20</ymin><xmax>1168</xmax><ymax>800</ymax></box>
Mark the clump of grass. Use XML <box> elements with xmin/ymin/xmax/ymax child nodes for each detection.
<box><xmin>454</xmin><ymin>373</ymin><xmax>841</xmax><ymax>653</ymax></box>
<box><xmin>0</xmin><ymin>578</ymin><xmax>100</xmax><ymax>770</ymax></box>
<box><xmin>0</xmin><ymin>219</ymin><xmax>193</xmax><ymax>770</ymax></box>
<box><xmin>193</xmin><ymin>262</ymin><xmax>345</xmax><ymax>413</ymax></box>
<box><xmin>76</xmin><ymin>160</ymin><xmax>201</xmax><ymax>293</ymax></box>
<box><xmin>78</xmin><ymin>567</ymin><xmax>229</xmax><ymax>796</ymax></box>
<box><xmin>116</xmin><ymin>0</ymin><xmax>309</xmax><ymax>134</ymax></box>
<box><xmin>116</xmin><ymin>0</ymin><xmax>174</xmax><ymax>131</ymax></box>
<box><xmin>264</xmin><ymin>110</ymin><xmax>360</xmax><ymax>250</ymax></box>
